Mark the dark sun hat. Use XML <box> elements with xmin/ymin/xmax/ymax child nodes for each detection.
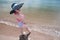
<box><xmin>10</xmin><ymin>3</ymin><xmax>24</xmax><ymax>14</ymax></box>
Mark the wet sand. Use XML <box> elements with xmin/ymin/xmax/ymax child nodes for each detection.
<box><xmin>0</xmin><ymin>8</ymin><xmax>60</xmax><ymax>40</ymax></box>
<box><xmin>0</xmin><ymin>23</ymin><xmax>58</xmax><ymax>40</ymax></box>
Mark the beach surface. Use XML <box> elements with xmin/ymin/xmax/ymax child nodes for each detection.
<box><xmin>0</xmin><ymin>8</ymin><xmax>60</xmax><ymax>40</ymax></box>
<box><xmin>0</xmin><ymin>23</ymin><xmax>59</xmax><ymax>40</ymax></box>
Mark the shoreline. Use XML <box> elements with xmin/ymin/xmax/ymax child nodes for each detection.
<box><xmin>0</xmin><ymin>20</ymin><xmax>60</xmax><ymax>37</ymax></box>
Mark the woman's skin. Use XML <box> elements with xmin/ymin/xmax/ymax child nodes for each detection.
<box><xmin>13</xmin><ymin>9</ymin><xmax>31</xmax><ymax>34</ymax></box>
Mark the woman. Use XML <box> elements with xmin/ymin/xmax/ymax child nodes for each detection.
<box><xmin>10</xmin><ymin>3</ymin><xmax>31</xmax><ymax>34</ymax></box>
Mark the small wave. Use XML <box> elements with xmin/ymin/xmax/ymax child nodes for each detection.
<box><xmin>0</xmin><ymin>20</ymin><xmax>60</xmax><ymax>37</ymax></box>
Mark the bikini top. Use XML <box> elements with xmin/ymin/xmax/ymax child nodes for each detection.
<box><xmin>14</xmin><ymin>13</ymin><xmax>25</xmax><ymax>22</ymax></box>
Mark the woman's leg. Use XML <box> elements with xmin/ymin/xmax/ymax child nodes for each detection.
<box><xmin>18</xmin><ymin>22</ymin><xmax>24</xmax><ymax>34</ymax></box>
<box><xmin>18</xmin><ymin>22</ymin><xmax>31</xmax><ymax>34</ymax></box>
<box><xmin>23</xmin><ymin>24</ymin><xmax>31</xmax><ymax>33</ymax></box>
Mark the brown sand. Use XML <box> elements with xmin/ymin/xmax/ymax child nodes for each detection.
<box><xmin>0</xmin><ymin>23</ymin><xmax>59</xmax><ymax>40</ymax></box>
<box><xmin>0</xmin><ymin>8</ymin><xmax>60</xmax><ymax>40</ymax></box>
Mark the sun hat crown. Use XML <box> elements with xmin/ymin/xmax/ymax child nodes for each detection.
<box><xmin>11</xmin><ymin>3</ymin><xmax>24</xmax><ymax>10</ymax></box>
<box><xmin>10</xmin><ymin>3</ymin><xmax>24</xmax><ymax>14</ymax></box>
<box><xmin>11</xmin><ymin>3</ymin><xmax>18</xmax><ymax>9</ymax></box>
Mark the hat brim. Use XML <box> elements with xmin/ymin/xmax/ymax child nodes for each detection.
<box><xmin>10</xmin><ymin>3</ymin><xmax>24</xmax><ymax>14</ymax></box>
<box><xmin>13</xmin><ymin>3</ymin><xmax>24</xmax><ymax>10</ymax></box>
<box><xmin>10</xmin><ymin>10</ymin><xmax>15</xmax><ymax>14</ymax></box>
